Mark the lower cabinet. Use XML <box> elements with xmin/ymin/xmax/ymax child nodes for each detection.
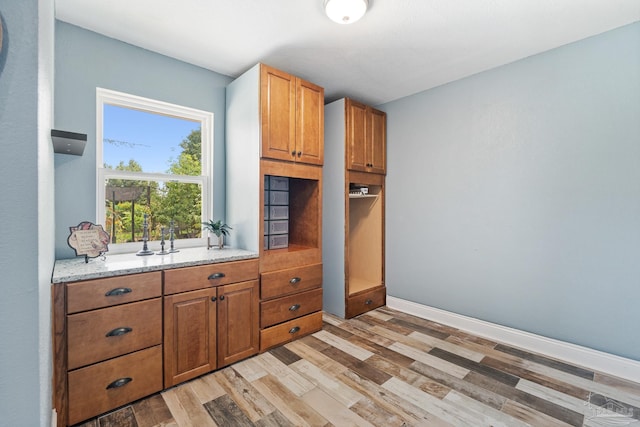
<box><xmin>163</xmin><ymin>287</ymin><xmax>218</xmax><ymax>387</ymax></box>
<box><xmin>345</xmin><ymin>285</ymin><xmax>386</xmax><ymax>319</ymax></box>
<box><xmin>259</xmin><ymin>263</ymin><xmax>323</xmax><ymax>351</ymax></box>
<box><xmin>54</xmin><ymin>257</ymin><xmax>322</xmax><ymax>426</ymax></box>
<box><xmin>163</xmin><ymin>261</ymin><xmax>260</xmax><ymax>387</ymax></box>
<box><xmin>217</xmin><ymin>280</ymin><xmax>260</xmax><ymax>367</ymax></box>
<box><xmin>68</xmin><ymin>346</ymin><xmax>163</xmax><ymax>425</ymax></box>
<box><xmin>54</xmin><ymin>272</ymin><xmax>164</xmax><ymax>426</ymax></box>
<box><xmin>164</xmin><ymin>279</ymin><xmax>260</xmax><ymax>387</ymax></box>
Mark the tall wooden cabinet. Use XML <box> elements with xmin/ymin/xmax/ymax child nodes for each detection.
<box><xmin>323</xmin><ymin>98</ymin><xmax>387</xmax><ymax>318</ymax></box>
<box><xmin>226</xmin><ymin>63</ymin><xmax>324</xmax><ymax>350</ymax></box>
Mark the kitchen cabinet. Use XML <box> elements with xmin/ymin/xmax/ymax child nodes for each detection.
<box><xmin>346</xmin><ymin>98</ymin><xmax>386</xmax><ymax>174</ymax></box>
<box><xmin>259</xmin><ymin>263</ymin><xmax>323</xmax><ymax>351</ymax></box>
<box><xmin>53</xmin><ymin>258</ymin><xmax>259</xmax><ymax>426</ymax></box>
<box><xmin>323</xmin><ymin>98</ymin><xmax>386</xmax><ymax>318</ymax></box>
<box><xmin>261</xmin><ymin>64</ymin><xmax>324</xmax><ymax>165</ymax></box>
<box><xmin>226</xmin><ymin>64</ymin><xmax>324</xmax><ymax>269</ymax></box>
<box><xmin>53</xmin><ymin>272</ymin><xmax>164</xmax><ymax>426</ymax></box>
<box><xmin>163</xmin><ymin>260</ymin><xmax>259</xmax><ymax>387</ymax></box>
<box><xmin>226</xmin><ymin>63</ymin><xmax>325</xmax><ymax>348</ymax></box>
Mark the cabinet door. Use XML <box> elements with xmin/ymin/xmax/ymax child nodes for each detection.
<box><xmin>296</xmin><ymin>78</ymin><xmax>324</xmax><ymax>165</ymax></box>
<box><xmin>261</xmin><ymin>65</ymin><xmax>296</xmax><ymax>162</ymax></box>
<box><xmin>368</xmin><ymin>108</ymin><xmax>386</xmax><ymax>174</ymax></box>
<box><xmin>217</xmin><ymin>280</ymin><xmax>259</xmax><ymax>368</ymax></box>
<box><xmin>346</xmin><ymin>99</ymin><xmax>368</xmax><ymax>172</ymax></box>
<box><xmin>163</xmin><ymin>288</ymin><xmax>217</xmax><ymax>387</ymax></box>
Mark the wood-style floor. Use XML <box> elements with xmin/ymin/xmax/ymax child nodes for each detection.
<box><xmin>77</xmin><ymin>307</ymin><xmax>640</xmax><ymax>426</ymax></box>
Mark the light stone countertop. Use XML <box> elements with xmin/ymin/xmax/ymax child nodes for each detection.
<box><xmin>52</xmin><ymin>247</ymin><xmax>258</xmax><ymax>283</ymax></box>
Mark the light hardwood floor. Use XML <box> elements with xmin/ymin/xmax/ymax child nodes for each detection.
<box><xmin>77</xmin><ymin>307</ymin><xmax>640</xmax><ymax>426</ymax></box>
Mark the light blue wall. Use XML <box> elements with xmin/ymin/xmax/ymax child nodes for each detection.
<box><xmin>380</xmin><ymin>22</ymin><xmax>640</xmax><ymax>360</ymax></box>
<box><xmin>54</xmin><ymin>22</ymin><xmax>232</xmax><ymax>259</ymax></box>
<box><xmin>0</xmin><ymin>1</ymin><xmax>52</xmax><ymax>426</ymax></box>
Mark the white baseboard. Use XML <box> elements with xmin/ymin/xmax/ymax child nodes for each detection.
<box><xmin>386</xmin><ymin>295</ymin><xmax>640</xmax><ymax>383</ymax></box>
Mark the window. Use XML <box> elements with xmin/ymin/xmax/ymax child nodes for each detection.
<box><xmin>96</xmin><ymin>88</ymin><xmax>213</xmax><ymax>253</ymax></box>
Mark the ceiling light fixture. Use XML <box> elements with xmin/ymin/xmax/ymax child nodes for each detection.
<box><xmin>324</xmin><ymin>0</ymin><xmax>369</xmax><ymax>24</ymax></box>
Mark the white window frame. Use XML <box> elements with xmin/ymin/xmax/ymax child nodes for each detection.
<box><xmin>96</xmin><ymin>88</ymin><xmax>214</xmax><ymax>254</ymax></box>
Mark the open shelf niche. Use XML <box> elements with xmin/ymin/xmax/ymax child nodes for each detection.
<box><xmin>348</xmin><ymin>183</ymin><xmax>383</xmax><ymax>295</ymax></box>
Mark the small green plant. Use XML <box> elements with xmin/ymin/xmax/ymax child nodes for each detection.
<box><xmin>202</xmin><ymin>219</ymin><xmax>232</xmax><ymax>238</ymax></box>
<box><xmin>202</xmin><ymin>219</ymin><xmax>232</xmax><ymax>249</ymax></box>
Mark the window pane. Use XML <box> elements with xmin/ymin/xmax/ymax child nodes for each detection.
<box><xmin>104</xmin><ymin>179</ymin><xmax>203</xmax><ymax>243</ymax></box>
<box><xmin>103</xmin><ymin>104</ymin><xmax>202</xmax><ymax>176</ymax></box>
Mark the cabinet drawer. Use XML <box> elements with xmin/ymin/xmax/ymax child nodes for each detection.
<box><xmin>260</xmin><ymin>311</ymin><xmax>323</xmax><ymax>352</ymax></box>
<box><xmin>346</xmin><ymin>286</ymin><xmax>386</xmax><ymax>318</ymax></box>
<box><xmin>260</xmin><ymin>288</ymin><xmax>322</xmax><ymax>328</ymax></box>
<box><xmin>67</xmin><ymin>298</ymin><xmax>162</xmax><ymax>370</ymax></box>
<box><xmin>68</xmin><ymin>345</ymin><xmax>163</xmax><ymax>426</ymax></box>
<box><xmin>260</xmin><ymin>263</ymin><xmax>322</xmax><ymax>300</ymax></box>
<box><xmin>67</xmin><ymin>272</ymin><xmax>162</xmax><ymax>314</ymax></box>
<box><xmin>164</xmin><ymin>259</ymin><xmax>259</xmax><ymax>295</ymax></box>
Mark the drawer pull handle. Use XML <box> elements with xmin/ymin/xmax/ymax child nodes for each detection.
<box><xmin>365</xmin><ymin>299</ymin><xmax>373</xmax><ymax>305</ymax></box>
<box><xmin>289</xmin><ymin>277</ymin><xmax>301</xmax><ymax>284</ymax></box>
<box><xmin>289</xmin><ymin>304</ymin><xmax>300</xmax><ymax>312</ymax></box>
<box><xmin>289</xmin><ymin>326</ymin><xmax>300</xmax><ymax>334</ymax></box>
<box><xmin>106</xmin><ymin>327</ymin><xmax>132</xmax><ymax>337</ymax></box>
<box><xmin>105</xmin><ymin>287</ymin><xmax>132</xmax><ymax>297</ymax></box>
<box><xmin>208</xmin><ymin>272</ymin><xmax>225</xmax><ymax>280</ymax></box>
<box><xmin>106</xmin><ymin>377</ymin><xmax>132</xmax><ymax>390</ymax></box>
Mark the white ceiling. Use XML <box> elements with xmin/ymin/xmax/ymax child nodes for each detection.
<box><xmin>55</xmin><ymin>0</ymin><xmax>640</xmax><ymax>106</ymax></box>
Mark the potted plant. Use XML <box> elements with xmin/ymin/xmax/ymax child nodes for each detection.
<box><xmin>202</xmin><ymin>219</ymin><xmax>232</xmax><ymax>249</ymax></box>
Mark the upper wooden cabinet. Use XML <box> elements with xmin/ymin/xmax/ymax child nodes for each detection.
<box><xmin>261</xmin><ymin>64</ymin><xmax>324</xmax><ymax>165</ymax></box>
<box><xmin>346</xmin><ymin>98</ymin><xmax>386</xmax><ymax>174</ymax></box>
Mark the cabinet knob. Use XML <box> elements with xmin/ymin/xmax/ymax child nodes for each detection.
<box><xmin>105</xmin><ymin>327</ymin><xmax>133</xmax><ymax>337</ymax></box>
<box><xmin>106</xmin><ymin>377</ymin><xmax>132</xmax><ymax>390</ymax></box>
<box><xmin>297</xmin><ymin>151</ymin><xmax>302</xmax><ymax>157</ymax></box>
<box><xmin>291</xmin><ymin>150</ymin><xmax>296</xmax><ymax>156</ymax></box>
<box><xmin>219</xmin><ymin>295</ymin><xmax>225</xmax><ymax>301</ymax></box>
<box><xmin>289</xmin><ymin>304</ymin><xmax>301</xmax><ymax>312</ymax></box>
<box><xmin>211</xmin><ymin>296</ymin><xmax>217</xmax><ymax>302</ymax></box>
<box><xmin>365</xmin><ymin>299</ymin><xmax>373</xmax><ymax>305</ymax></box>
<box><xmin>105</xmin><ymin>287</ymin><xmax>132</xmax><ymax>297</ymax></box>
<box><xmin>289</xmin><ymin>326</ymin><xmax>301</xmax><ymax>334</ymax></box>
<box><xmin>208</xmin><ymin>272</ymin><xmax>225</xmax><ymax>280</ymax></box>
<box><xmin>289</xmin><ymin>277</ymin><xmax>302</xmax><ymax>284</ymax></box>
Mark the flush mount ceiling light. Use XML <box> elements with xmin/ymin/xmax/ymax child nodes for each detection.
<box><xmin>324</xmin><ymin>0</ymin><xmax>369</xmax><ymax>24</ymax></box>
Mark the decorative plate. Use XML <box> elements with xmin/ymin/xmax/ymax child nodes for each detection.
<box><xmin>67</xmin><ymin>221</ymin><xmax>110</xmax><ymax>258</ymax></box>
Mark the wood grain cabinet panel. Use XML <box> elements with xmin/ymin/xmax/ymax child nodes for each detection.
<box><xmin>217</xmin><ymin>280</ymin><xmax>260</xmax><ymax>368</ymax></box>
<box><xmin>163</xmin><ymin>288</ymin><xmax>217</xmax><ymax>387</ymax></box>
<box><xmin>67</xmin><ymin>298</ymin><xmax>162</xmax><ymax>369</ymax></box>
<box><xmin>260</xmin><ymin>263</ymin><xmax>322</xmax><ymax>300</ymax></box>
<box><xmin>164</xmin><ymin>273</ymin><xmax>260</xmax><ymax>387</ymax></box>
<box><xmin>67</xmin><ymin>345</ymin><xmax>162</xmax><ymax>426</ymax></box>
<box><xmin>346</xmin><ymin>286</ymin><xmax>386</xmax><ymax>319</ymax></box>
<box><xmin>260</xmin><ymin>311</ymin><xmax>323</xmax><ymax>352</ymax></box>
<box><xmin>261</xmin><ymin>64</ymin><xmax>324</xmax><ymax>165</ymax></box>
<box><xmin>164</xmin><ymin>259</ymin><xmax>259</xmax><ymax>295</ymax></box>
<box><xmin>66</xmin><ymin>271</ymin><xmax>161</xmax><ymax>314</ymax></box>
<box><xmin>260</xmin><ymin>287</ymin><xmax>323</xmax><ymax>328</ymax></box>
<box><xmin>346</xmin><ymin>98</ymin><xmax>386</xmax><ymax>175</ymax></box>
